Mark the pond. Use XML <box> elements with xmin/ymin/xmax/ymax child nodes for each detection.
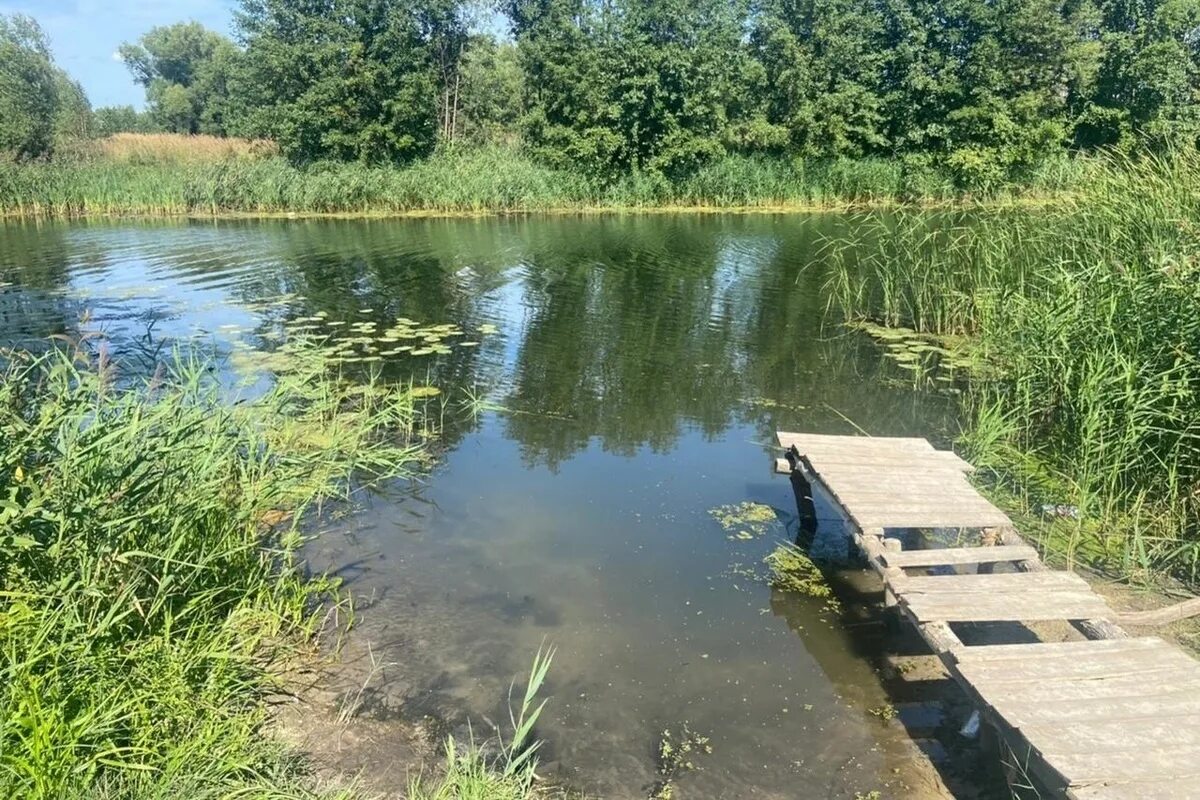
<box><xmin>0</xmin><ymin>215</ymin><xmax>984</xmax><ymax>799</ymax></box>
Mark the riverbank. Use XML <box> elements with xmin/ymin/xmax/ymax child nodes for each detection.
<box><xmin>0</xmin><ymin>140</ymin><xmax>1092</xmax><ymax>218</ymax></box>
<box><xmin>826</xmin><ymin>149</ymin><xmax>1200</xmax><ymax>588</ymax></box>
<box><xmin>0</xmin><ymin>336</ymin><xmax>548</xmax><ymax>799</ymax></box>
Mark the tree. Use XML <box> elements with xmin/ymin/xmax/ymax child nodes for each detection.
<box><xmin>119</xmin><ymin>22</ymin><xmax>238</xmax><ymax>135</ymax></box>
<box><xmin>232</xmin><ymin>0</ymin><xmax>440</xmax><ymax>163</ymax></box>
<box><xmin>1075</xmin><ymin>0</ymin><xmax>1200</xmax><ymax>146</ymax></box>
<box><xmin>457</xmin><ymin>36</ymin><xmax>524</xmax><ymax>144</ymax></box>
<box><xmin>92</xmin><ymin>106</ymin><xmax>160</xmax><ymax>137</ymax></box>
<box><xmin>0</xmin><ymin>14</ymin><xmax>60</xmax><ymax>158</ymax></box>
<box><xmin>753</xmin><ymin>0</ymin><xmax>890</xmax><ymax>157</ymax></box>
<box><xmin>52</xmin><ymin>71</ymin><xmax>92</xmax><ymax>143</ymax></box>
<box><xmin>510</xmin><ymin>0</ymin><xmax>762</xmax><ymax>177</ymax></box>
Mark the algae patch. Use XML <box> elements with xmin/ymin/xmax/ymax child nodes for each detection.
<box><xmin>764</xmin><ymin>542</ymin><xmax>841</xmax><ymax>613</ymax></box>
<box><xmin>708</xmin><ymin>501</ymin><xmax>779</xmax><ymax>541</ymax></box>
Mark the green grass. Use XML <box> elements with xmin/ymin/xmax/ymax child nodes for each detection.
<box><xmin>407</xmin><ymin>646</ymin><xmax>557</xmax><ymax>800</ymax></box>
<box><xmin>0</xmin><ymin>142</ymin><xmax>1089</xmax><ymax>217</ymax></box>
<box><xmin>0</xmin><ymin>336</ymin><xmax>553</xmax><ymax>799</ymax></box>
<box><xmin>823</xmin><ymin>149</ymin><xmax>1200</xmax><ymax>582</ymax></box>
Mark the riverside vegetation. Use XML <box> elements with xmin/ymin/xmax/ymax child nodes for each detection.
<box><xmin>5</xmin><ymin>0</ymin><xmax>1200</xmax><ymax>196</ymax></box>
<box><xmin>0</xmin><ymin>134</ymin><xmax>1091</xmax><ymax>217</ymax></box>
<box><xmin>0</xmin><ymin>337</ymin><xmax>553</xmax><ymax>799</ymax></box>
<box><xmin>826</xmin><ymin>150</ymin><xmax>1200</xmax><ymax>582</ymax></box>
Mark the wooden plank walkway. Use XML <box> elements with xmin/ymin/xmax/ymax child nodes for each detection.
<box><xmin>775</xmin><ymin>431</ymin><xmax>1200</xmax><ymax>799</ymax></box>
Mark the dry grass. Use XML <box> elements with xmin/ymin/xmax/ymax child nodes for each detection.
<box><xmin>92</xmin><ymin>132</ymin><xmax>278</xmax><ymax>164</ymax></box>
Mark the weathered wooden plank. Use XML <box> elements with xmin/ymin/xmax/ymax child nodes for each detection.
<box><xmin>776</xmin><ymin>432</ymin><xmax>935</xmax><ymax>451</ymax></box>
<box><xmin>825</xmin><ymin>485</ymin><xmax>999</xmax><ymax>503</ymax></box>
<box><xmin>820</xmin><ymin>486</ymin><xmax>990</xmax><ymax>502</ymax></box>
<box><xmin>796</xmin><ymin>455</ymin><xmax>971</xmax><ymax>471</ymax></box>
<box><xmin>882</xmin><ymin>545</ymin><xmax>1039</xmax><ymax>568</ymax></box>
<box><xmin>805</xmin><ymin>464</ymin><xmax>972</xmax><ymax>482</ymax></box>
<box><xmin>806</xmin><ymin>471</ymin><xmax>983</xmax><ymax>492</ymax></box>
<box><xmin>903</xmin><ymin>589</ymin><xmax>1112</xmax><ymax>623</ymax></box>
<box><xmin>1116</xmin><ymin>596</ymin><xmax>1200</xmax><ymax>627</ymax></box>
<box><xmin>851</xmin><ymin>510</ymin><xmax>1014</xmax><ymax>529</ymax></box>
<box><xmin>954</xmin><ymin>637</ymin><xmax>1167</xmax><ymax>663</ymax></box>
<box><xmin>1024</xmin><ymin>718</ymin><xmax>1200</xmax><ymax>754</ymax></box>
<box><xmin>957</xmin><ymin>648</ymin><xmax>1197</xmax><ymax>685</ymax></box>
<box><xmin>1071</xmin><ymin>776</ymin><xmax>1200</xmax><ymax>799</ymax></box>
<box><xmin>996</xmin><ymin>690</ymin><xmax>1200</xmax><ymax>726</ymax></box>
<box><xmin>1039</xmin><ymin>747</ymin><xmax>1200</xmax><ymax>784</ymax></box>
<box><xmin>897</xmin><ymin>571</ymin><xmax>1091</xmax><ymax>594</ymax></box>
<box><xmin>972</xmin><ymin>670</ymin><xmax>1200</xmax><ymax>704</ymax></box>
<box><xmin>840</xmin><ymin>499</ymin><xmax>1008</xmax><ymax>517</ymax></box>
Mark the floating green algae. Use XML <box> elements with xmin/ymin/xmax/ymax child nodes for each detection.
<box><xmin>708</xmin><ymin>501</ymin><xmax>779</xmax><ymax>540</ymax></box>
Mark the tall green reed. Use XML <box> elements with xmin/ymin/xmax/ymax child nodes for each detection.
<box><xmin>0</xmin><ymin>144</ymin><xmax>1085</xmax><ymax>218</ymax></box>
<box><xmin>0</xmin><ymin>338</ymin><xmax>429</xmax><ymax>798</ymax></box>
<box><xmin>823</xmin><ymin>149</ymin><xmax>1200</xmax><ymax>579</ymax></box>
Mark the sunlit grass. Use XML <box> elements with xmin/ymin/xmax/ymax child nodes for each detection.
<box><xmin>0</xmin><ymin>139</ymin><xmax>1095</xmax><ymax>217</ymax></box>
<box><xmin>0</xmin><ymin>338</ymin><xmax>430</xmax><ymax>798</ymax></box>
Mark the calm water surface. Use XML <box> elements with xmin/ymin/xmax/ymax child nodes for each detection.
<box><xmin>0</xmin><ymin>216</ymin><xmax>970</xmax><ymax>798</ymax></box>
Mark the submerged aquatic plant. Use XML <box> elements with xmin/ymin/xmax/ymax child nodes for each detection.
<box><xmin>764</xmin><ymin>542</ymin><xmax>842</xmax><ymax>613</ymax></box>
<box><xmin>648</xmin><ymin>723</ymin><xmax>713</xmax><ymax>800</ymax></box>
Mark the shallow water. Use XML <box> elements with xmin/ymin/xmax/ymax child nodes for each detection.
<box><xmin>0</xmin><ymin>215</ymin><xmax>974</xmax><ymax>798</ymax></box>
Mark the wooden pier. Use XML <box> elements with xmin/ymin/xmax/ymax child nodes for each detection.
<box><xmin>775</xmin><ymin>432</ymin><xmax>1200</xmax><ymax>799</ymax></box>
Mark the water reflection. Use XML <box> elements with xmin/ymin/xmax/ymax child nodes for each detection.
<box><xmin>0</xmin><ymin>215</ymin><xmax>969</xmax><ymax>798</ymax></box>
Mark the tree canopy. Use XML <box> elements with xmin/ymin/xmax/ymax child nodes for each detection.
<box><xmin>8</xmin><ymin>0</ymin><xmax>1200</xmax><ymax>178</ymax></box>
<box><xmin>0</xmin><ymin>14</ymin><xmax>91</xmax><ymax>159</ymax></box>
<box><xmin>118</xmin><ymin>22</ymin><xmax>238</xmax><ymax>135</ymax></box>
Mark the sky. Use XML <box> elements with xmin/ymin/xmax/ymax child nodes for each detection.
<box><xmin>0</xmin><ymin>0</ymin><xmax>239</xmax><ymax>108</ymax></box>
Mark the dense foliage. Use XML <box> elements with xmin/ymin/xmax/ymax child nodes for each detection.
<box><xmin>0</xmin><ymin>15</ymin><xmax>91</xmax><ymax>159</ymax></box>
<box><xmin>5</xmin><ymin>0</ymin><xmax>1200</xmax><ymax>177</ymax></box>
<box><xmin>0</xmin><ymin>341</ymin><xmax>430</xmax><ymax>799</ymax></box>
<box><xmin>118</xmin><ymin>22</ymin><xmax>239</xmax><ymax>135</ymax></box>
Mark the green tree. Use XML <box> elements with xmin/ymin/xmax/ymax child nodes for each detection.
<box><xmin>52</xmin><ymin>70</ymin><xmax>92</xmax><ymax>143</ymax></box>
<box><xmin>511</xmin><ymin>0</ymin><xmax>761</xmax><ymax>177</ymax></box>
<box><xmin>0</xmin><ymin>14</ymin><xmax>60</xmax><ymax>158</ymax></box>
<box><xmin>457</xmin><ymin>36</ymin><xmax>524</xmax><ymax>144</ymax></box>
<box><xmin>1076</xmin><ymin>0</ymin><xmax>1200</xmax><ymax>146</ymax></box>
<box><xmin>752</xmin><ymin>0</ymin><xmax>889</xmax><ymax>157</ymax></box>
<box><xmin>92</xmin><ymin>105</ymin><xmax>159</xmax><ymax>136</ymax></box>
<box><xmin>119</xmin><ymin>22</ymin><xmax>238</xmax><ymax>135</ymax></box>
<box><xmin>232</xmin><ymin>0</ymin><xmax>440</xmax><ymax>163</ymax></box>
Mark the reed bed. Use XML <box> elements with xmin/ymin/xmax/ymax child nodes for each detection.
<box><xmin>0</xmin><ymin>138</ymin><xmax>1087</xmax><ymax>217</ymax></box>
<box><xmin>823</xmin><ymin>150</ymin><xmax>1200</xmax><ymax>580</ymax></box>
<box><xmin>0</xmin><ymin>335</ymin><xmax>557</xmax><ymax>799</ymax></box>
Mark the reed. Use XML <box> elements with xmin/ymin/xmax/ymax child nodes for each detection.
<box><xmin>823</xmin><ymin>149</ymin><xmax>1200</xmax><ymax>580</ymax></box>
<box><xmin>0</xmin><ymin>136</ymin><xmax>1084</xmax><ymax>217</ymax></box>
<box><xmin>0</xmin><ymin>337</ymin><xmax>429</xmax><ymax>798</ymax></box>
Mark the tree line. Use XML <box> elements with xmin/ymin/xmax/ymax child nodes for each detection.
<box><xmin>3</xmin><ymin>0</ymin><xmax>1200</xmax><ymax>185</ymax></box>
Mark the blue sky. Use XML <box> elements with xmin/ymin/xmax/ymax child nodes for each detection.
<box><xmin>0</xmin><ymin>0</ymin><xmax>239</xmax><ymax>108</ymax></box>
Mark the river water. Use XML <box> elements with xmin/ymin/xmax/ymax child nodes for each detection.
<box><xmin>0</xmin><ymin>215</ymin><xmax>987</xmax><ymax>798</ymax></box>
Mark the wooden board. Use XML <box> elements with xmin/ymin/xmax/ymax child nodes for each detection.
<box><xmin>1041</xmin><ymin>747</ymin><xmax>1200</xmax><ymax>784</ymax></box>
<box><xmin>777</xmin><ymin>432</ymin><xmax>936</xmax><ymax>452</ymax></box>
<box><xmin>902</xmin><ymin>588</ymin><xmax>1112</xmax><ymax>623</ymax></box>
<box><xmin>882</xmin><ymin>545</ymin><xmax>1039</xmax><ymax>568</ymax></box>
<box><xmin>954</xmin><ymin>637</ymin><xmax>1170</xmax><ymax>663</ymax></box>
<box><xmin>1072</xmin><ymin>777</ymin><xmax>1200</xmax><ymax>799</ymax></box>
<box><xmin>850</xmin><ymin>510</ymin><xmax>1014</xmax><ymax>529</ymax></box>
<box><xmin>897</xmin><ymin>571</ymin><xmax>1090</xmax><ymax>594</ymax></box>
<box><xmin>995</xmin><ymin>690</ymin><xmax>1200</xmax><ymax>726</ymax></box>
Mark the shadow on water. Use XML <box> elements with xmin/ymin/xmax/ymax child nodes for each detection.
<box><xmin>0</xmin><ymin>214</ymin><xmax>1006</xmax><ymax>797</ymax></box>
